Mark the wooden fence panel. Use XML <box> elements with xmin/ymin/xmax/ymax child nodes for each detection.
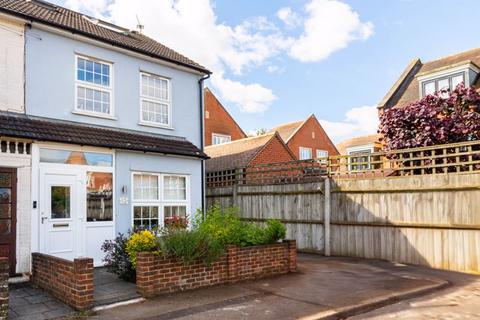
<box><xmin>207</xmin><ymin>172</ymin><xmax>480</xmax><ymax>274</ymax></box>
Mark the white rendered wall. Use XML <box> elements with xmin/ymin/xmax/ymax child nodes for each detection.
<box><xmin>0</xmin><ymin>16</ymin><xmax>24</xmax><ymax>113</ymax></box>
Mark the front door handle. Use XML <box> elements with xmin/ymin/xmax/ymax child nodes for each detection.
<box><xmin>41</xmin><ymin>214</ymin><xmax>48</xmax><ymax>224</ymax></box>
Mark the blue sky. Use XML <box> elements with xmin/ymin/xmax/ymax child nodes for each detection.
<box><xmin>55</xmin><ymin>0</ymin><xmax>480</xmax><ymax>143</ymax></box>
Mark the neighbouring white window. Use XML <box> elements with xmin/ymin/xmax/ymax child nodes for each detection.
<box><xmin>421</xmin><ymin>72</ymin><xmax>465</xmax><ymax>97</ymax></box>
<box><xmin>299</xmin><ymin>147</ymin><xmax>312</xmax><ymax>160</ymax></box>
<box><xmin>132</xmin><ymin>173</ymin><xmax>189</xmax><ymax>229</ymax></box>
<box><xmin>348</xmin><ymin>149</ymin><xmax>373</xmax><ymax>171</ymax></box>
<box><xmin>76</xmin><ymin>56</ymin><xmax>112</xmax><ymax>116</ymax></box>
<box><xmin>140</xmin><ymin>72</ymin><xmax>171</xmax><ymax>127</ymax></box>
<box><xmin>316</xmin><ymin>149</ymin><xmax>328</xmax><ymax>158</ymax></box>
<box><xmin>212</xmin><ymin>133</ymin><xmax>231</xmax><ymax>145</ymax></box>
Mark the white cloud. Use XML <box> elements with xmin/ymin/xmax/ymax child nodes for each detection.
<box><xmin>62</xmin><ymin>0</ymin><xmax>373</xmax><ymax>114</ymax></box>
<box><xmin>289</xmin><ymin>0</ymin><xmax>374</xmax><ymax>62</ymax></box>
<box><xmin>65</xmin><ymin>0</ymin><xmax>109</xmax><ymax>19</ymax></box>
<box><xmin>267</xmin><ymin>65</ymin><xmax>286</xmax><ymax>74</ymax></box>
<box><xmin>276</xmin><ymin>7</ymin><xmax>301</xmax><ymax>28</ymax></box>
<box><xmin>211</xmin><ymin>73</ymin><xmax>276</xmax><ymax>113</ymax></box>
<box><xmin>319</xmin><ymin>106</ymin><xmax>379</xmax><ymax>143</ymax></box>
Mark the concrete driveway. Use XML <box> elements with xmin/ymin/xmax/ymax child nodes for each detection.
<box><xmin>89</xmin><ymin>253</ymin><xmax>478</xmax><ymax>320</ymax></box>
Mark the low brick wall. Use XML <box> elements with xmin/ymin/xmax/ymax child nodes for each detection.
<box><xmin>31</xmin><ymin>253</ymin><xmax>94</xmax><ymax>311</ymax></box>
<box><xmin>136</xmin><ymin>240</ymin><xmax>296</xmax><ymax>298</ymax></box>
<box><xmin>0</xmin><ymin>258</ymin><xmax>8</xmax><ymax>320</ymax></box>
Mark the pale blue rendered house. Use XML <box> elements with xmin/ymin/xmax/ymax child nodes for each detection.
<box><xmin>0</xmin><ymin>0</ymin><xmax>210</xmax><ymax>274</ymax></box>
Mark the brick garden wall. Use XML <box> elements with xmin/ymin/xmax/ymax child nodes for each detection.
<box><xmin>0</xmin><ymin>258</ymin><xmax>8</xmax><ymax>320</ymax></box>
<box><xmin>136</xmin><ymin>254</ymin><xmax>228</xmax><ymax>298</ymax></box>
<box><xmin>136</xmin><ymin>240</ymin><xmax>296</xmax><ymax>298</ymax></box>
<box><xmin>31</xmin><ymin>253</ymin><xmax>93</xmax><ymax>311</ymax></box>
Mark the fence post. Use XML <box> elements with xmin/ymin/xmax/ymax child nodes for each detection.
<box><xmin>232</xmin><ymin>168</ymin><xmax>241</xmax><ymax>207</ymax></box>
<box><xmin>324</xmin><ymin>177</ymin><xmax>331</xmax><ymax>256</ymax></box>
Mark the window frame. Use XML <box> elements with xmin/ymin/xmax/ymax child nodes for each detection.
<box><xmin>316</xmin><ymin>149</ymin><xmax>328</xmax><ymax>164</ymax></box>
<box><xmin>130</xmin><ymin>172</ymin><xmax>190</xmax><ymax>229</ymax></box>
<box><xmin>212</xmin><ymin>133</ymin><xmax>232</xmax><ymax>145</ymax></box>
<box><xmin>74</xmin><ymin>55</ymin><xmax>114</xmax><ymax>119</ymax></box>
<box><xmin>421</xmin><ymin>72</ymin><xmax>465</xmax><ymax>97</ymax></box>
<box><xmin>346</xmin><ymin>144</ymin><xmax>375</xmax><ymax>171</ymax></box>
<box><xmin>138</xmin><ymin>72</ymin><xmax>172</xmax><ymax>129</ymax></box>
<box><xmin>299</xmin><ymin>147</ymin><xmax>312</xmax><ymax>160</ymax></box>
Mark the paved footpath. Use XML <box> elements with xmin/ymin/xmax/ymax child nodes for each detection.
<box><xmin>89</xmin><ymin>254</ymin><xmax>476</xmax><ymax>320</ymax></box>
<box><xmin>350</xmin><ymin>278</ymin><xmax>480</xmax><ymax>319</ymax></box>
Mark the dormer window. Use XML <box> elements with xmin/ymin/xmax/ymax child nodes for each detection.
<box><xmin>422</xmin><ymin>73</ymin><xmax>464</xmax><ymax>97</ymax></box>
<box><xmin>418</xmin><ymin>61</ymin><xmax>479</xmax><ymax>98</ymax></box>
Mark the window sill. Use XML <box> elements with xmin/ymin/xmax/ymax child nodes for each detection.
<box><xmin>72</xmin><ymin>110</ymin><xmax>117</xmax><ymax>120</ymax></box>
<box><xmin>138</xmin><ymin>121</ymin><xmax>174</xmax><ymax>130</ymax></box>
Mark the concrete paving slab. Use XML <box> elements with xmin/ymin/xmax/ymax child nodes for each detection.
<box><xmin>9</xmin><ymin>283</ymin><xmax>76</xmax><ymax>320</ymax></box>
<box><xmin>91</xmin><ymin>253</ymin><xmax>464</xmax><ymax>320</ymax></box>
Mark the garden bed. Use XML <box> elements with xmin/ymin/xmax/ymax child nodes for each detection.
<box><xmin>136</xmin><ymin>240</ymin><xmax>296</xmax><ymax>298</ymax></box>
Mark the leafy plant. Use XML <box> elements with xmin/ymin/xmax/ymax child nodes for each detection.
<box><xmin>158</xmin><ymin>229</ymin><xmax>224</xmax><ymax>266</ymax></box>
<box><xmin>263</xmin><ymin>219</ymin><xmax>287</xmax><ymax>244</ymax></box>
<box><xmin>101</xmin><ymin>232</ymin><xmax>136</xmax><ymax>282</ymax></box>
<box><xmin>164</xmin><ymin>216</ymin><xmax>189</xmax><ymax>230</ymax></box>
<box><xmin>380</xmin><ymin>83</ymin><xmax>480</xmax><ymax>150</ymax></box>
<box><xmin>196</xmin><ymin>204</ymin><xmax>287</xmax><ymax>247</ymax></box>
<box><xmin>125</xmin><ymin>230</ymin><xmax>158</xmax><ymax>268</ymax></box>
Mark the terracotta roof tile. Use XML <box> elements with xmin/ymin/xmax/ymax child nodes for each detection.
<box><xmin>0</xmin><ymin>0</ymin><xmax>209</xmax><ymax>74</ymax></box>
<box><xmin>336</xmin><ymin>133</ymin><xmax>382</xmax><ymax>155</ymax></box>
<box><xmin>269</xmin><ymin>120</ymin><xmax>304</xmax><ymax>142</ymax></box>
<box><xmin>205</xmin><ymin>133</ymin><xmax>275</xmax><ymax>171</ymax></box>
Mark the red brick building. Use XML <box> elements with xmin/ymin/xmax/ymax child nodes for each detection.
<box><xmin>204</xmin><ymin>88</ymin><xmax>247</xmax><ymax>146</ymax></box>
<box><xmin>205</xmin><ymin>132</ymin><xmax>296</xmax><ymax>173</ymax></box>
<box><xmin>270</xmin><ymin>114</ymin><xmax>339</xmax><ymax>160</ymax></box>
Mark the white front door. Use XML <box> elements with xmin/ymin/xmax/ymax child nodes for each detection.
<box><xmin>39</xmin><ymin>169</ymin><xmax>83</xmax><ymax>261</ymax></box>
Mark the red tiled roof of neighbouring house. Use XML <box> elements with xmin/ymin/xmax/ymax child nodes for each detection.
<box><xmin>205</xmin><ymin>133</ymin><xmax>275</xmax><ymax>171</ymax></box>
<box><xmin>269</xmin><ymin>120</ymin><xmax>304</xmax><ymax>143</ymax></box>
<box><xmin>335</xmin><ymin>133</ymin><xmax>382</xmax><ymax>155</ymax></box>
<box><xmin>0</xmin><ymin>111</ymin><xmax>208</xmax><ymax>158</ymax></box>
<box><xmin>205</xmin><ymin>132</ymin><xmax>295</xmax><ymax>172</ymax></box>
<box><xmin>0</xmin><ymin>0</ymin><xmax>210</xmax><ymax>74</ymax></box>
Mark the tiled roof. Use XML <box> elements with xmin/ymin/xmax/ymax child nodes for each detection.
<box><xmin>336</xmin><ymin>133</ymin><xmax>382</xmax><ymax>155</ymax></box>
<box><xmin>205</xmin><ymin>133</ymin><xmax>275</xmax><ymax>171</ymax></box>
<box><xmin>269</xmin><ymin>120</ymin><xmax>304</xmax><ymax>142</ymax></box>
<box><xmin>0</xmin><ymin>0</ymin><xmax>210</xmax><ymax>74</ymax></box>
<box><xmin>0</xmin><ymin>112</ymin><xmax>207</xmax><ymax>158</ymax></box>
<box><xmin>380</xmin><ymin>48</ymin><xmax>480</xmax><ymax>109</ymax></box>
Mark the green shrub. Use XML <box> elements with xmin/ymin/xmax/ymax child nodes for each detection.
<box><xmin>263</xmin><ymin>219</ymin><xmax>287</xmax><ymax>244</ymax></box>
<box><xmin>196</xmin><ymin>204</ymin><xmax>287</xmax><ymax>247</ymax></box>
<box><xmin>101</xmin><ymin>232</ymin><xmax>136</xmax><ymax>282</ymax></box>
<box><xmin>125</xmin><ymin>230</ymin><xmax>158</xmax><ymax>268</ymax></box>
<box><xmin>158</xmin><ymin>229</ymin><xmax>224</xmax><ymax>266</ymax></box>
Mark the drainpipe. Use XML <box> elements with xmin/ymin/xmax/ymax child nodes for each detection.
<box><xmin>198</xmin><ymin>73</ymin><xmax>210</xmax><ymax>218</ymax></box>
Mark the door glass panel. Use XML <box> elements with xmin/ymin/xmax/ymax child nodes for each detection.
<box><xmin>0</xmin><ymin>173</ymin><xmax>11</xmax><ymax>187</ymax></box>
<box><xmin>40</xmin><ymin>149</ymin><xmax>113</xmax><ymax>167</ymax></box>
<box><xmin>0</xmin><ymin>205</ymin><xmax>11</xmax><ymax>218</ymax></box>
<box><xmin>0</xmin><ymin>188</ymin><xmax>11</xmax><ymax>204</ymax></box>
<box><xmin>51</xmin><ymin>186</ymin><xmax>71</xmax><ymax>219</ymax></box>
<box><xmin>86</xmin><ymin>172</ymin><xmax>113</xmax><ymax>222</ymax></box>
<box><xmin>0</xmin><ymin>220</ymin><xmax>10</xmax><ymax>235</ymax></box>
